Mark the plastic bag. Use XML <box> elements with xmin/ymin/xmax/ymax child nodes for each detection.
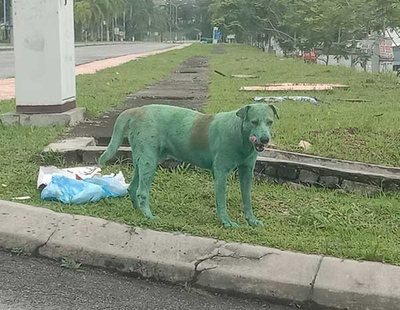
<box><xmin>41</xmin><ymin>174</ymin><xmax>128</xmax><ymax>204</ymax></box>
<box><xmin>85</xmin><ymin>177</ymin><xmax>127</xmax><ymax>197</ymax></box>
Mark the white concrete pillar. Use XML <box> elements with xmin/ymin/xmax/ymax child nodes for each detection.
<box><xmin>13</xmin><ymin>0</ymin><xmax>76</xmax><ymax>114</ymax></box>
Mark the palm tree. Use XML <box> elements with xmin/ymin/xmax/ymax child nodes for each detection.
<box><xmin>74</xmin><ymin>0</ymin><xmax>92</xmax><ymax>41</ymax></box>
<box><xmin>73</xmin><ymin>0</ymin><xmax>160</xmax><ymax>42</ymax></box>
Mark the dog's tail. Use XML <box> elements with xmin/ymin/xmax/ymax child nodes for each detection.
<box><xmin>98</xmin><ymin>112</ymin><xmax>130</xmax><ymax>167</ymax></box>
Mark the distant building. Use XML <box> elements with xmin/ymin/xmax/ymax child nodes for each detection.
<box><xmin>386</xmin><ymin>29</ymin><xmax>400</xmax><ymax>72</ymax></box>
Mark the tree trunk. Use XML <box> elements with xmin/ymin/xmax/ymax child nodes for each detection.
<box><xmin>100</xmin><ymin>20</ymin><xmax>103</xmax><ymax>41</ymax></box>
<box><xmin>111</xmin><ymin>18</ymin><xmax>115</xmax><ymax>41</ymax></box>
<box><xmin>106</xmin><ymin>22</ymin><xmax>110</xmax><ymax>41</ymax></box>
<box><xmin>106</xmin><ymin>22</ymin><xmax>110</xmax><ymax>42</ymax></box>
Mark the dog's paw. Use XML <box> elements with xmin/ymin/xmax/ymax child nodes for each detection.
<box><xmin>146</xmin><ymin>214</ymin><xmax>159</xmax><ymax>221</ymax></box>
<box><xmin>246</xmin><ymin>217</ymin><xmax>264</xmax><ymax>227</ymax></box>
<box><xmin>222</xmin><ymin>220</ymin><xmax>239</xmax><ymax>228</ymax></box>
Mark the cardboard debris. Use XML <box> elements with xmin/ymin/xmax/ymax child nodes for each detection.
<box><xmin>241</xmin><ymin>83</ymin><xmax>349</xmax><ymax>92</ymax></box>
<box><xmin>37</xmin><ymin>166</ymin><xmax>101</xmax><ymax>189</ymax></box>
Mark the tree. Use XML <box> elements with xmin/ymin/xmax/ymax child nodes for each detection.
<box><xmin>202</xmin><ymin>0</ymin><xmax>400</xmax><ymax>59</ymax></box>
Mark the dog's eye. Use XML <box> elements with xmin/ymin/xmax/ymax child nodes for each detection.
<box><xmin>251</xmin><ymin>120</ymin><xmax>259</xmax><ymax>126</ymax></box>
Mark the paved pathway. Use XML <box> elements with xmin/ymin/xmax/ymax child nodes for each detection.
<box><xmin>68</xmin><ymin>56</ymin><xmax>209</xmax><ymax>145</ymax></box>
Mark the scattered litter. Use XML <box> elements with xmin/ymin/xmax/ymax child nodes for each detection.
<box><xmin>12</xmin><ymin>196</ymin><xmax>31</xmax><ymax>201</ymax></box>
<box><xmin>231</xmin><ymin>74</ymin><xmax>258</xmax><ymax>79</ymax></box>
<box><xmin>214</xmin><ymin>70</ymin><xmax>226</xmax><ymax>77</ymax></box>
<box><xmin>37</xmin><ymin>166</ymin><xmax>101</xmax><ymax>189</ymax></box>
<box><xmin>338</xmin><ymin>98</ymin><xmax>369</xmax><ymax>102</ymax></box>
<box><xmin>241</xmin><ymin>83</ymin><xmax>349</xmax><ymax>92</ymax></box>
<box><xmin>298</xmin><ymin>140</ymin><xmax>312</xmax><ymax>150</ymax></box>
<box><xmin>254</xmin><ymin>96</ymin><xmax>319</xmax><ymax>105</ymax></box>
<box><xmin>38</xmin><ymin>166</ymin><xmax>128</xmax><ymax>204</ymax></box>
<box><xmin>1</xmin><ymin>184</ymin><xmax>6</xmax><ymax>187</ymax></box>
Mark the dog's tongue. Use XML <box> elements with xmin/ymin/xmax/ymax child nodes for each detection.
<box><xmin>249</xmin><ymin>136</ymin><xmax>257</xmax><ymax>144</ymax></box>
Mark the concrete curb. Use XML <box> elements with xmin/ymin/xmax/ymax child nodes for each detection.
<box><xmin>41</xmin><ymin>142</ymin><xmax>400</xmax><ymax>195</ymax></box>
<box><xmin>0</xmin><ymin>200</ymin><xmax>399</xmax><ymax>309</ymax></box>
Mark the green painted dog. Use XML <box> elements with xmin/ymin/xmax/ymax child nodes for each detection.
<box><xmin>98</xmin><ymin>103</ymin><xmax>278</xmax><ymax>227</ymax></box>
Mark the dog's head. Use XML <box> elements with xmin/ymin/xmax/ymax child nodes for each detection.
<box><xmin>236</xmin><ymin>103</ymin><xmax>279</xmax><ymax>152</ymax></box>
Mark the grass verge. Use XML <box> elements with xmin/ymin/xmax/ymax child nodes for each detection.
<box><xmin>208</xmin><ymin>44</ymin><xmax>400</xmax><ymax>167</ymax></box>
<box><xmin>0</xmin><ymin>43</ymin><xmax>399</xmax><ymax>265</ymax></box>
<box><xmin>42</xmin><ymin>163</ymin><xmax>400</xmax><ymax>265</ymax></box>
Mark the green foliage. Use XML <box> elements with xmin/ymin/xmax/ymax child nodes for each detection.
<box><xmin>209</xmin><ymin>0</ymin><xmax>400</xmax><ymax>56</ymax></box>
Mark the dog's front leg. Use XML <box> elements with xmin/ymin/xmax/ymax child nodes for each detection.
<box><xmin>213</xmin><ymin>168</ymin><xmax>239</xmax><ymax>228</ymax></box>
<box><xmin>238</xmin><ymin>164</ymin><xmax>264</xmax><ymax>227</ymax></box>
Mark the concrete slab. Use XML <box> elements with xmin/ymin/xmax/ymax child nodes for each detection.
<box><xmin>313</xmin><ymin>256</ymin><xmax>400</xmax><ymax>310</ymax></box>
<box><xmin>44</xmin><ymin>137</ymin><xmax>96</xmax><ymax>152</ymax></box>
<box><xmin>195</xmin><ymin>242</ymin><xmax>321</xmax><ymax>303</ymax></box>
<box><xmin>0</xmin><ymin>107</ymin><xmax>86</xmax><ymax>127</ymax></box>
<box><xmin>39</xmin><ymin>214</ymin><xmax>225</xmax><ymax>283</ymax></box>
<box><xmin>0</xmin><ymin>201</ymin><xmax>61</xmax><ymax>252</ymax></box>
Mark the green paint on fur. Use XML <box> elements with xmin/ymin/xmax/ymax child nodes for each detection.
<box><xmin>99</xmin><ymin>103</ymin><xmax>278</xmax><ymax>228</ymax></box>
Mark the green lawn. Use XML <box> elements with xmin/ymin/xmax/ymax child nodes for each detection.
<box><xmin>208</xmin><ymin>44</ymin><xmax>400</xmax><ymax>167</ymax></box>
<box><xmin>0</xmin><ymin>43</ymin><xmax>399</xmax><ymax>265</ymax></box>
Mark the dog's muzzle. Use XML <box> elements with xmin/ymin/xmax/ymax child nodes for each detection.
<box><xmin>254</xmin><ymin>143</ymin><xmax>265</xmax><ymax>152</ymax></box>
<box><xmin>249</xmin><ymin>136</ymin><xmax>269</xmax><ymax>152</ymax></box>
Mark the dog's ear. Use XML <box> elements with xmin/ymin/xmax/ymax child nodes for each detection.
<box><xmin>236</xmin><ymin>105</ymin><xmax>250</xmax><ymax>120</ymax></box>
<box><xmin>269</xmin><ymin>105</ymin><xmax>279</xmax><ymax>119</ymax></box>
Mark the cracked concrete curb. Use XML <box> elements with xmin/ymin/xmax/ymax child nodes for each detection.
<box><xmin>1</xmin><ymin>200</ymin><xmax>399</xmax><ymax>309</ymax></box>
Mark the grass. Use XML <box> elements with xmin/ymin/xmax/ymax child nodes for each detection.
<box><xmin>0</xmin><ymin>43</ymin><xmax>399</xmax><ymax>265</ymax></box>
<box><xmin>208</xmin><ymin>44</ymin><xmax>400</xmax><ymax>167</ymax></box>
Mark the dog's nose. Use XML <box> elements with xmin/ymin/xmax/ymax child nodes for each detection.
<box><xmin>260</xmin><ymin>137</ymin><xmax>270</xmax><ymax>144</ymax></box>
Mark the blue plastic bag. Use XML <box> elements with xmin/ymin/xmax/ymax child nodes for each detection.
<box><xmin>84</xmin><ymin>176</ymin><xmax>128</xmax><ymax>197</ymax></box>
<box><xmin>41</xmin><ymin>174</ymin><xmax>127</xmax><ymax>204</ymax></box>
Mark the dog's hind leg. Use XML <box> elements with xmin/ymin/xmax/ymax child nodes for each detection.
<box><xmin>213</xmin><ymin>166</ymin><xmax>239</xmax><ymax>228</ymax></box>
<box><xmin>128</xmin><ymin>167</ymin><xmax>139</xmax><ymax>208</ymax></box>
<box><xmin>135</xmin><ymin>155</ymin><xmax>158</xmax><ymax>220</ymax></box>
<box><xmin>238</xmin><ymin>164</ymin><xmax>264</xmax><ymax>227</ymax></box>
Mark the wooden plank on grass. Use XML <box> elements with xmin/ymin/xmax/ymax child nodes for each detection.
<box><xmin>240</xmin><ymin>83</ymin><xmax>349</xmax><ymax>91</ymax></box>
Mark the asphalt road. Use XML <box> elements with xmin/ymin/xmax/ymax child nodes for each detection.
<box><xmin>0</xmin><ymin>42</ymin><xmax>178</xmax><ymax>79</ymax></box>
<box><xmin>0</xmin><ymin>250</ymin><xmax>298</xmax><ymax>310</ymax></box>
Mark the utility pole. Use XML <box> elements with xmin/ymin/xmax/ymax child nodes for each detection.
<box><xmin>175</xmin><ymin>4</ymin><xmax>178</xmax><ymax>40</ymax></box>
<box><xmin>3</xmin><ymin>0</ymin><xmax>6</xmax><ymax>40</ymax></box>
<box><xmin>3</xmin><ymin>0</ymin><xmax>6</xmax><ymax>25</ymax></box>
